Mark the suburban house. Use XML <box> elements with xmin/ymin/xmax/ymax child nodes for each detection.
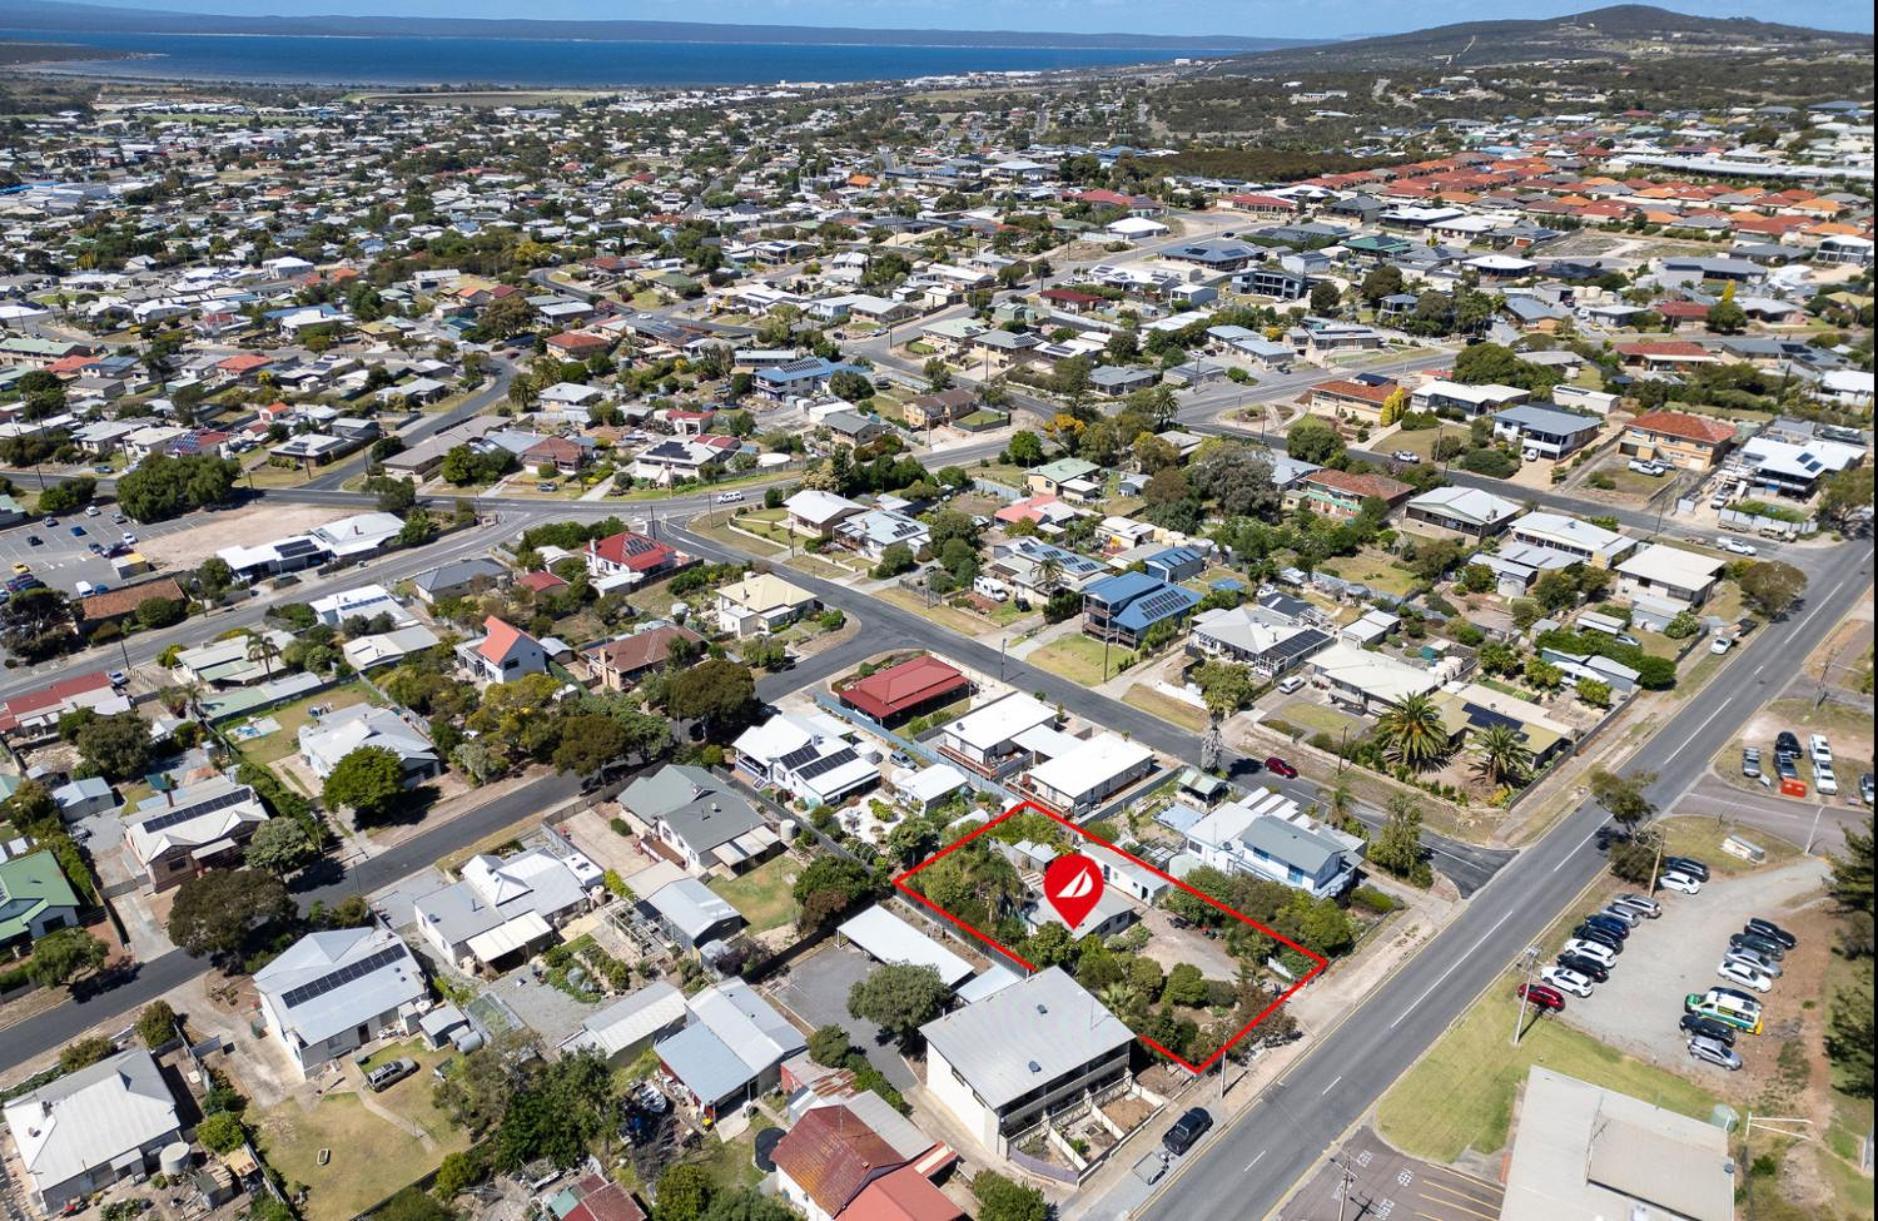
<box><xmin>783</xmin><ymin>489</ymin><xmax>865</xmax><ymax>540</ymax></box>
<box><xmin>1614</xmin><ymin>544</ymin><xmax>1726</xmax><ymax>608</ymax></box>
<box><xmin>171</xmin><ymin>630</ymin><xmax>299</xmax><ymax>687</ymax></box>
<box><xmin>1403</xmin><ymin>486</ymin><xmax>1523</xmax><ymax>539</ymax></box>
<box><xmin>1307</xmin><ymin>378</ymin><xmax>1395</xmax><ymax>424</ymax></box>
<box><xmin>1286</xmin><ymin>469</ymin><xmax>1413</xmax><ymax>519</ymax></box>
<box><xmin>935</xmin><ymin>691</ymin><xmax>1057</xmax><ymax>780</ymax></box>
<box><xmin>584</xmin><ymin>623</ymin><xmax>704</xmax><ymax>691</ymax></box>
<box><xmin>920</xmin><ymin>968</ymin><xmax>1135</xmax><ymax>1155</ymax></box>
<box><xmin>1187</xmin><ymin>605</ymin><xmax>1334</xmax><ymax>677</ymax></box>
<box><xmin>641</xmin><ymin>878</ymin><xmax>744</xmax><ymax>952</ymax></box>
<box><xmin>835</xmin><ymin>654</ymin><xmax>971</xmax><ymax>727</ymax></box>
<box><xmin>458</xmin><ymin>616</ymin><xmax>550</xmax><ymax>684</ymax></box>
<box><xmin>621</xmin><ymin>765</ymin><xmax>780</xmax><ymax>875</ymax></box>
<box><xmin>122</xmin><ymin>775</ymin><xmax>269</xmax><ymax>892</ymax></box>
<box><xmin>773</xmin><ymin>1104</ymin><xmax>960</xmax><ymax>1221</ymax></box>
<box><xmin>733</xmin><ymin>713</ymin><xmax>879</xmax><ymax>809</ymax></box>
<box><xmin>1080</xmin><ymin>571</ymin><xmax>1202</xmax><ymax>649</ymax></box>
<box><xmin>1308</xmin><ymin>641</ymin><xmax>1442</xmax><ymax>714</ymax></box>
<box><xmin>254</xmin><ymin>925</ymin><xmax>429</xmax><ymax>1079</ymax></box>
<box><xmin>835</xmin><ymin>509</ymin><xmax>931</xmax><ymax>562</ymax></box>
<box><xmin>904</xmin><ymin>386</ymin><xmax>979</xmax><ymax>430</ymax></box>
<box><xmin>342</xmin><ymin>625</ymin><xmax>442</xmax><ymax>672</ymax></box>
<box><xmin>1179</xmin><ymin>789</ymin><xmax>1363</xmax><ymax>899</ymax></box>
<box><xmin>410</xmin><ymin>557</ymin><xmax>509</xmax><ymax>605</ymax></box>
<box><xmin>415</xmin><ymin>846</ymin><xmax>602</xmax><ymax>971</ymax></box>
<box><xmin>1492</xmin><ymin>405</ymin><xmax>1602</xmax><ymax>460</ymax></box>
<box><xmin>309</xmin><ymin>584</ymin><xmax>409</xmax><ymax>628</ymax></box>
<box><xmin>1020</xmin><ymin>732</ymin><xmax>1154</xmax><ymax>817</ymax></box>
<box><xmin>562</xmin><ymin>981</ymin><xmax>690</xmax><ymax>1065</ymax></box>
<box><xmin>582</xmin><ymin>531</ymin><xmax>687</xmax><ymax>589</ymax></box>
<box><xmin>715</xmin><ymin>573</ymin><xmax>817</xmax><ymax>638</ymax></box>
<box><xmin>2</xmin><ymin>1050</ymin><xmax>183</xmax><ymax>1212</ymax></box>
<box><xmin>1025</xmin><ymin>457</ymin><xmax>1103</xmax><ymax>501</ymax></box>
<box><xmin>653</xmin><ymin>980</ymin><xmax>806</xmax><ymax>1117</ymax></box>
<box><xmin>1620</xmin><ymin>411</ymin><xmax>1738</xmax><ymax>471</ymax></box>
<box><xmin>1507</xmin><ymin>512</ymin><xmax>1637</xmax><ymax>568</ymax></box>
<box><xmin>1738</xmin><ymin>434</ymin><xmax>1864</xmax><ymax>498</ymax></box>
<box><xmin>1409</xmin><ymin>379</ymin><xmax>1530</xmax><ymax>418</ymax></box>
<box><xmin>0</xmin><ymin>671</ymin><xmax>125</xmax><ymax>743</ymax></box>
<box><xmin>0</xmin><ymin>851</ymin><xmax>81</xmax><ymax>950</ymax></box>
<box><xmin>298</xmin><ymin>704</ymin><xmax>442</xmax><ymax>786</ymax></box>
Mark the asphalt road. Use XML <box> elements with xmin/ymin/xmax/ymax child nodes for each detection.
<box><xmin>1135</xmin><ymin>539</ymin><xmax>1871</xmax><ymax>1221</ymax></box>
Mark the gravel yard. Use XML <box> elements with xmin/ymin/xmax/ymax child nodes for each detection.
<box><xmin>1555</xmin><ymin>857</ymin><xmax>1828</xmax><ymax>1080</ymax></box>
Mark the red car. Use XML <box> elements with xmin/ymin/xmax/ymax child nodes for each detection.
<box><xmin>1264</xmin><ymin>756</ymin><xmax>1299</xmax><ymax>779</ymax></box>
<box><xmin>1517</xmin><ymin>983</ymin><xmax>1566</xmax><ymax>1012</ymax></box>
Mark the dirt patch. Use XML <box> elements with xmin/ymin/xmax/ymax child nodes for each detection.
<box><xmin>137</xmin><ymin>505</ymin><xmax>357</xmax><ymax>569</ymax></box>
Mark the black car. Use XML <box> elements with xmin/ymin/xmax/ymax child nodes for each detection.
<box><xmin>1163</xmin><ymin>1107</ymin><xmax>1214</xmax><ymax>1155</ymax></box>
<box><xmin>1774</xmin><ymin>731</ymin><xmax>1802</xmax><ymax>762</ymax></box>
<box><xmin>1595</xmin><ymin>824</ymin><xmax>1632</xmax><ymax>850</ymax></box>
<box><xmin>1572</xmin><ymin>924</ymin><xmax>1625</xmax><ymax>953</ymax></box>
<box><xmin>1745</xmin><ymin>918</ymin><xmax>1797</xmax><ymax>950</ymax></box>
<box><xmin>1582</xmin><ymin>913</ymin><xmax>1631</xmax><ymax>940</ymax></box>
<box><xmin>1731</xmin><ymin>931</ymin><xmax>1785</xmax><ymax>961</ymax></box>
<box><xmin>1680</xmin><ymin>1014</ymin><xmax>1737</xmax><ymax>1046</ymax></box>
<box><xmin>1662</xmin><ymin>856</ymin><xmax>1710</xmax><ymax>883</ymax></box>
<box><xmin>1558</xmin><ymin>953</ymin><xmax>1609</xmax><ymax>983</ymax></box>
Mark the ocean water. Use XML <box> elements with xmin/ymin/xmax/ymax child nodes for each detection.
<box><xmin>1</xmin><ymin>28</ymin><xmax>1208</xmax><ymax>86</ymax></box>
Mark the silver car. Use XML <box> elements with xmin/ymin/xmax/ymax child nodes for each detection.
<box><xmin>1688</xmin><ymin>1036</ymin><xmax>1742</xmax><ymax>1071</ymax></box>
<box><xmin>1612</xmin><ymin>893</ymin><xmax>1661</xmax><ymax>918</ymax></box>
<box><xmin>1725</xmin><ymin>947</ymin><xmax>1783</xmax><ymax>979</ymax></box>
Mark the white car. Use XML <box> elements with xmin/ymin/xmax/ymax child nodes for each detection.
<box><xmin>1660</xmin><ymin>871</ymin><xmax>1703</xmax><ymax>895</ymax></box>
<box><xmin>1816</xmin><ymin>763</ymin><xmax>1839</xmax><ymax>796</ymax></box>
<box><xmin>714</xmin><ymin>491</ymin><xmax>745</xmax><ymax>504</ymax></box>
<box><xmin>1716</xmin><ymin>960</ymin><xmax>1773</xmax><ymax>993</ymax></box>
<box><xmin>1810</xmin><ymin>734</ymin><xmax>1833</xmax><ymax>766</ymax></box>
<box><xmin>1722</xmin><ymin>538</ymin><xmax>1757</xmax><ymax>556</ymax></box>
<box><xmin>1710</xmin><ymin>636</ymin><xmax>1733</xmax><ymax>655</ymax></box>
<box><xmin>1562</xmin><ymin>939</ymin><xmax>1617</xmax><ymax>967</ymax></box>
<box><xmin>1541</xmin><ymin>965</ymin><xmax>1595</xmax><ymax>997</ymax></box>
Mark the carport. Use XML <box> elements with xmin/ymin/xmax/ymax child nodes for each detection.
<box><xmin>837</xmin><ymin>904</ymin><xmax>974</xmax><ymax>986</ymax></box>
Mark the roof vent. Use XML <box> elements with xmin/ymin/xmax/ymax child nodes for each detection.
<box><xmin>1027</xmin><ymin>1060</ymin><xmax>1042</xmax><ymax>1074</ymax></box>
<box><xmin>1036</xmin><ymin>1003</ymin><xmax>1048</xmax><ymax>1015</ymax></box>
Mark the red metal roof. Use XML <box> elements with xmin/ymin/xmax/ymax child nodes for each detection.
<box><xmin>844</xmin><ymin>1166</ymin><xmax>965</xmax><ymax>1221</ymax></box>
<box><xmin>773</xmin><ymin>1106</ymin><xmax>905</xmax><ymax>1216</ymax></box>
<box><xmin>0</xmin><ymin>670</ymin><xmax>114</xmax><ymax>733</ymax></box>
<box><xmin>839</xmin><ymin>656</ymin><xmax>969</xmax><ymax>721</ymax></box>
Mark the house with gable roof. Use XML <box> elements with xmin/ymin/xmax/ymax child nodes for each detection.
<box><xmin>457</xmin><ymin>616</ymin><xmax>549</xmax><ymax>684</ymax></box>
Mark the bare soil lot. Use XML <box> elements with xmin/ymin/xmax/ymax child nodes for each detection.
<box><xmin>137</xmin><ymin>505</ymin><xmax>356</xmax><ymax>569</ymax></box>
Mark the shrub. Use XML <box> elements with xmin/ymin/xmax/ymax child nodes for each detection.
<box><xmin>60</xmin><ymin>1035</ymin><xmax>115</xmax><ymax>1073</ymax></box>
<box><xmin>1350</xmin><ymin>886</ymin><xmax>1400</xmax><ymax>914</ymax></box>
<box><xmin>196</xmin><ymin>1111</ymin><xmax>246</xmax><ymax>1154</ymax></box>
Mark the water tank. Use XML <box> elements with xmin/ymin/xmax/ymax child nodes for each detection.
<box><xmin>671</xmin><ymin>602</ymin><xmax>689</xmax><ymax>622</ymax></box>
<box><xmin>779</xmin><ymin>819</ymin><xmax>798</xmax><ymax>842</ymax></box>
<box><xmin>452</xmin><ymin>1030</ymin><xmax>485</xmax><ymax>1054</ymax></box>
<box><xmin>160</xmin><ymin>1142</ymin><xmax>192</xmax><ymax>1176</ymax></box>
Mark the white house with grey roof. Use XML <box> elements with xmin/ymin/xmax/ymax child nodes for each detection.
<box><xmin>1178</xmin><ymin>788</ymin><xmax>1363</xmax><ymax>899</ymax></box>
<box><xmin>653</xmin><ymin>980</ymin><xmax>806</xmax><ymax>1117</ymax></box>
<box><xmin>1507</xmin><ymin>512</ymin><xmax>1637</xmax><ymax>569</ymax></box>
<box><xmin>1403</xmin><ymin>486</ymin><xmax>1523</xmax><ymax>540</ymax></box>
<box><xmin>621</xmin><ymin>765</ymin><xmax>778</xmax><ymax>875</ymax></box>
<box><xmin>920</xmin><ymin>967</ymin><xmax>1134</xmax><ymax>1154</ymax></box>
<box><xmin>414</xmin><ymin>845</ymin><xmax>602</xmax><ymax>969</ymax></box>
<box><xmin>3</xmin><ymin>1049</ymin><xmax>182</xmax><ymax>1211</ymax></box>
<box><xmin>1188</xmin><ymin>605</ymin><xmax>1334</xmax><ymax>678</ymax></box>
<box><xmin>642</xmin><ymin>876</ymin><xmax>745</xmax><ymax>950</ymax></box>
<box><xmin>121</xmin><ymin>774</ymin><xmax>268</xmax><ymax>892</ymax></box>
<box><xmin>254</xmin><ymin>925</ymin><xmax>428</xmax><ymax>1079</ymax></box>
<box><xmin>298</xmin><ymin>704</ymin><xmax>441</xmax><ymax>786</ymax></box>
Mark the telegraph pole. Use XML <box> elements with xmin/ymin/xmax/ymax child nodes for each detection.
<box><xmin>1511</xmin><ymin>943</ymin><xmax>1541</xmax><ymax>1046</ymax></box>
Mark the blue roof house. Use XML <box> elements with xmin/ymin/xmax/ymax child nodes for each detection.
<box><xmin>1142</xmin><ymin>545</ymin><xmax>1207</xmax><ymax>584</ymax></box>
<box><xmin>1081</xmin><ymin>571</ymin><xmax>1201</xmax><ymax>649</ymax></box>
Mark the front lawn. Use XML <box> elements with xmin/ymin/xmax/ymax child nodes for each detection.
<box><xmin>708</xmin><ymin>854</ymin><xmax>802</xmax><ymax>933</ymax></box>
<box><xmin>1318</xmin><ymin>549</ymin><xmax>1419</xmax><ymax>598</ymax></box>
<box><xmin>1123</xmin><ymin>685</ymin><xmax>1209</xmax><ymax>732</ymax></box>
<box><xmin>1028</xmin><ymin>634</ymin><xmax>1132</xmax><ymax>686</ymax></box>
<box><xmin>1653</xmin><ymin>817</ymin><xmax>1799</xmax><ymax>877</ymax></box>
<box><xmin>228</xmin><ymin>682</ymin><xmax>377</xmax><ymax>766</ymax></box>
<box><xmin>258</xmin><ymin>1088</ymin><xmax>468</xmax><ymax>1221</ymax></box>
<box><xmin>1375</xmin><ymin>990</ymin><xmax>1721</xmax><ymax>1163</ymax></box>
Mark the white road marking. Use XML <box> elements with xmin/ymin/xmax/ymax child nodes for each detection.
<box><xmin>1390</xmin><ymin>908</ymin><xmax>1517</xmax><ymax>1030</ymax></box>
<box><xmin>1245</xmin><ymin>1151</ymin><xmax>1266</xmax><ymax>1173</ymax></box>
<box><xmin>1321</xmin><ymin>1075</ymin><xmax>1343</xmax><ymax>1097</ymax></box>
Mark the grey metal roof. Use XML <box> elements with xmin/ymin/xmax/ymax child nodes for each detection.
<box><xmin>919</xmin><ymin>967</ymin><xmax>1133</xmax><ymax>1110</ymax></box>
<box><xmin>623</xmin><ymin>766</ymin><xmax>763</xmax><ymax>855</ymax></box>
<box><xmin>1238</xmin><ymin>817</ymin><xmax>1343</xmax><ymax>876</ymax></box>
<box><xmin>254</xmin><ymin>926</ymin><xmax>426</xmax><ymax>1048</ymax></box>
<box><xmin>644</xmin><ymin>877</ymin><xmax>740</xmax><ymax>941</ymax></box>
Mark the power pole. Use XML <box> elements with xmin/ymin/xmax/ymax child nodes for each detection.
<box><xmin>1511</xmin><ymin>943</ymin><xmax>1541</xmax><ymax>1046</ymax></box>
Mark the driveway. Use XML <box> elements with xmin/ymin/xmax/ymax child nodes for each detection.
<box><xmin>1554</xmin><ymin>858</ymin><xmax>1827</xmax><ymax>1074</ymax></box>
<box><xmin>768</xmin><ymin>943</ymin><xmax>915</xmax><ymax>1090</ymax></box>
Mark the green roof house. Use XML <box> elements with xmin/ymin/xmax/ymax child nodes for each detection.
<box><xmin>0</xmin><ymin>851</ymin><xmax>82</xmax><ymax>948</ymax></box>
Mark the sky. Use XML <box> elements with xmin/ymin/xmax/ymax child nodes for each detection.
<box><xmin>71</xmin><ymin>0</ymin><xmax>1878</xmax><ymax>38</ymax></box>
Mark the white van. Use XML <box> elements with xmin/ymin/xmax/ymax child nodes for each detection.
<box><xmin>972</xmin><ymin>576</ymin><xmax>1010</xmax><ymax>602</ymax></box>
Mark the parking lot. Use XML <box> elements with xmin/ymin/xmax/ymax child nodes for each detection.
<box><xmin>0</xmin><ymin>511</ymin><xmax>197</xmax><ymax>592</ymax></box>
<box><xmin>1280</xmin><ymin>1126</ymin><xmax>1505</xmax><ymax>1221</ymax></box>
<box><xmin>1554</xmin><ymin>856</ymin><xmax>1827</xmax><ymax>1076</ymax></box>
<box><xmin>768</xmin><ymin>942</ymin><xmax>915</xmax><ymax>1089</ymax></box>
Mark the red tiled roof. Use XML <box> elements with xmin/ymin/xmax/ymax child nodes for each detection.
<box><xmin>547</xmin><ymin>331</ymin><xmax>608</xmax><ymax>351</ymax></box>
<box><xmin>1628</xmin><ymin>410</ymin><xmax>1737</xmax><ymax>445</ymax></box>
<box><xmin>216</xmin><ymin>353</ymin><xmax>272</xmax><ymax>373</ymax></box>
<box><xmin>79</xmin><ymin>577</ymin><xmax>186</xmax><ymax>622</ymax></box>
<box><xmin>476</xmin><ymin>615</ymin><xmax>532</xmax><ymax>665</ymax></box>
<box><xmin>517</xmin><ymin>570</ymin><xmax>568</xmax><ymax>593</ymax></box>
<box><xmin>1303</xmin><ymin>469</ymin><xmax>1412</xmax><ymax>501</ymax></box>
<box><xmin>773</xmin><ymin>1106</ymin><xmax>905</xmax><ymax>1216</ymax></box>
<box><xmin>0</xmin><ymin>670</ymin><xmax>113</xmax><ymax>733</ymax></box>
<box><xmin>1311</xmin><ymin>379</ymin><xmax>1395</xmax><ymax>405</ymax></box>
<box><xmin>1616</xmin><ymin>340</ymin><xmax>1710</xmax><ymax>358</ymax></box>
<box><xmin>840</xmin><ymin>655</ymin><xmax>970</xmax><ymax>721</ymax></box>
<box><xmin>845</xmin><ymin>1166</ymin><xmax>965</xmax><ymax>1221</ymax></box>
<box><xmin>585</xmin><ymin>531</ymin><xmax>678</xmax><ymax>572</ymax></box>
<box><xmin>586</xmin><ymin>624</ymin><xmax>703</xmax><ymax>677</ymax></box>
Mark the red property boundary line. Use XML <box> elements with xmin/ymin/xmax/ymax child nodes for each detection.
<box><xmin>892</xmin><ymin>798</ymin><xmax>1328</xmax><ymax>1075</ymax></box>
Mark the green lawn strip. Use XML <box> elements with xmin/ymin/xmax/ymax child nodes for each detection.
<box><xmin>1653</xmin><ymin>816</ymin><xmax>1799</xmax><ymax>877</ymax></box>
<box><xmin>1375</xmin><ymin>991</ymin><xmax>1722</xmax><ymax>1163</ymax></box>
<box><xmin>680</xmin><ymin>1127</ymin><xmax>764</xmax><ymax>1193</ymax></box>
<box><xmin>1122</xmin><ymin>685</ymin><xmax>1209</xmax><ymax>733</ymax></box>
<box><xmin>1270</xmin><ymin>698</ymin><xmax>1366</xmax><ymax>740</ymax></box>
<box><xmin>707</xmin><ymin>855</ymin><xmax>801</xmax><ymax>933</ymax></box>
<box><xmin>229</xmin><ymin>682</ymin><xmax>375</xmax><ymax>765</ymax></box>
<box><xmin>357</xmin><ymin>1039</ymin><xmax>462</xmax><ymax>1141</ymax></box>
<box><xmin>1028</xmin><ymin>634</ymin><xmax>1129</xmax><ymax>687</ymax></box>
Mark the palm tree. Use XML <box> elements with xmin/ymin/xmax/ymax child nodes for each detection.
<box><xmin>1324</xmin><ymin>780</ymin><xmax>1355</xmax><ymax>831</ymax></box>
<box><xmin>1375</xmin><ymin>692</ymin><xmax>1451</xmax><ymax>771</ymax></box>
<box><xmin>1471</xmin><ymin>724</ymin><xmax>1534</xmax><ymax>787</ymax></box>
<box><xmin>1036</xmin><ymin>555</ymin><xmax>1064</xmax><ymax>594</ymax></box>
<box><xmin>246</xmin><ymin>631</ymin><xmax>281</xmax><ymax>680</ymax></box>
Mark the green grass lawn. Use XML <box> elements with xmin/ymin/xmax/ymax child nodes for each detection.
<box><xmin>1271</xmin><ymin>698</ymin><xmax>1367</xmax><ymax>740</ymax></box>
<box><xmin>1028</xmin><ymin>634</ymin><xmax>1130</xmax><ymax>686</ymax></box>
<box><xmin>258</xmin><ymin>1087</ymin><xmax>468</xmax><ymax>1221</ymax></box>
<box><xmin>1123</xmin><ymin>685</ymin><xmax>1209</xmax><ymax>732</ymax></box>
<box><xmin>1319</xmin><ymin>548</ymin><xmax>1419</xmax><ymax>598</ymax></box>
<box><xmin>358</xmin><ymin>1039</ymin><xmax>463</xmax><ymax>1141</ymax></box>
<box><xmin>708</xmin><ymin>854</ymin><xmax>801</xmax><ymax>933</ymax></box>
<box><xmin>679</xmin><ymin>1126</ymin><xmax>764</xmax><ymax>1193</ymax></box>
<box><xmin>229</xmin><ymin>682</ymin><xmax>376</xmax><ymax>766</ymax></box>
<box><xmin>1653</xmin><ymin>816</ymin><xmax>1799</xmax><ymax>877</ymax></box>
<box><xmin>1384</xmin><ymin>424</ymin><xmax>1469</xmax><ymax>461</ymax></box>
<box><xmin>1376</xmin><ymin>990</ymin><xmax>1722</xmax><ymax>1163</ymax></box>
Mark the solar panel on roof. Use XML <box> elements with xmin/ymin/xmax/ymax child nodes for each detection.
<box><xmin>796</xmin><ymin>747</ymin><xmax>860</xmax><ymax>781</ymax></box>
<box><xmin>136</xmin><ymin>786</ymin><xmax>254</xmax><ymax>836</ymax></box>
<box><xmin>278</xmin><ymin>944</ymin><xmax>409</xmax><ymax>1009</ymax></box>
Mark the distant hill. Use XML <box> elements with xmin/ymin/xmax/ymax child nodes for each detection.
<box><xmin>0</xmin><ymin>0</ymin><xmax>1316</xmax><ymax>51</ymax></box>
<box><xmin>1219</xmin><ymin>4</ymin><xmax>1871</xmax><ymax>72</ymax></box>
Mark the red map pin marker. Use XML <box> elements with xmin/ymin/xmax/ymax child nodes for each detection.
<box><xmin>1043</xmin><ymin>853</ymin><xmax>1105</xmax><ymax>931</ymax></box>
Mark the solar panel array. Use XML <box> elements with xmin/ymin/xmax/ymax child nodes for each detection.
<box><xmin>797</xmin><ymin>747</ymin><xmax>861</xmax><ymax>782</ymax></box>
<box><xmin>1134</xmin><ymin>588</ymin><xmax>1197</xmax><ymax>623</ymax></box>
<box><xmin>278</xmin><ymin>945</ymin><xmax>408</xmax><ymax>1010</ymax></box>
<box><xmin>136</xmin><ymin>786</ymin><xmax>254</xmax><ymax>836</ymax></box>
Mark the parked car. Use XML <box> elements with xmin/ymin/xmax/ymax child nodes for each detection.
<box><xmin>1863</xmin><ymin>772</ymin><xmax>1876</xmax><ymax>807</ymax></box>
<box><xmin>120</xmin><ymin>532</ymin><xmax>137</xmax><ymax>545</ymax></box>
<box><xmin>1716</xmin><ymin>960</ymin><xmax>1773</xmax><ymax>993</ymax></box>
<box><xmin>1391</xmin><ymin>450</ymin><xmax>1421</xmax><ymax>464</ymax></box>
<box><xmin>84</xmin><ymin>505</ymin><xmax>99</xmax><ymax>517</ymax></box>
<box><xmin>1774</xmin><ymin>732</ymin><xmax>1802</xmax><ymax>763</ymax></box>
<box><xmin>1597</xmin><ymin>904</ymin><xmax>1643</xmax><ymax>928</ymax></box>
<box><xmin>9</xmin><ymin>562</ymin><xmax>27</xmax><ymax>576</ymax></box>
<box><xmin>68</xmin><ymin>525</ymin><xmax>85</xmax><ymax>537</ymax></box>
<box><xmin>1744</xmin><ymin>918</ymin><xmax>1797</xmax><ymax>950</ymax></box>
<box><xmin>1660</xmin><ymin>871</ymin><xmax>1702</xmax><ymax>895</ymax></box>
<box><xmin>1710</xmin><ymin>636</ymin><xmax>1733</xmax><ymax>655</ymax></box>
<box><xmin>1541</xmin><ymin>965</ymin><xmax>1594</xmax><ymax>997</ymax></box>
<box><xmin>1614</xmin><ymin>632</ymin><xmax>1641</xmax><ymax>647</ymax></box>
<box><xmin>1680</xmin><ymin>1014</ymin><xmax>1736</xmax><ymax>1046</ymax></box>
<box><xmin>1627</xmin><ymin>459</ymin><xmax>1667</xmax><ymax>477</ymax></box>
<box><xmin>1810</xmin><ymin>734</ymin><xmax>1833</xmax><ymax>766</ymax></box>
<box><xmin>1612</xmin><ymin>893</ymin><xmax>1661</xmax><ymax>919</ymax></box>
<box><xmin>1557</xmin><ymin>953</ymin><xmax>1609</xmax><ymax>983</ymax></box>
<box><xmin>1817</xmin><ymin>763</ymin><xmax>1840</xmax><ymax>796</ymax></box>
<box><xmin>1724</xmin><ymin>947</ymin><xmax>1782</xmax><ymax>979</ymax></box>
<box><xmin>25</xmin><ymin>535</ymin><xmax>41</xmax><ymax>546</ymax></box>
<box><xmin>1775</xmin><ymin>756</ymin><xmax>1800</xmax><ymax>783</ymax></box>
<box><xmin>1581</xmin><ymin>913</ymin><xmax>1631</xmax><ymax>940</ymax></box>
<box><xmin>1562</xmin><ymin>938</ymin><xmax>1617</xmax><ymax>967</ymax></box>
<box><xmin>1264</xmin><ymin>756</ymin><xmax>1299</xmax><ymax>779</ymax></box>
<box><xmin>1741</xmin><ymin>747</ymin><xmax>1762</xmax><ymax>779</ymax></box>
<box><xmin>365</xmin><ymin>1058</ymin><xmax>418</xmax><ymax>1091</ymax></box>
<box><xmin>1516</xmin><ymin>982</ymin><xmax>1566</xmax><ymax>1012</ymax></box>
<box><xmin>1163</xmin><ymin>1107</ymin><xmax>1213</xmax><ymax>1155</ymax></box>
<box><xmin>715</xmin><ymin>490</ymin><xmax>746</xmax><ymax>504</ymax></box>
<box><xmin>1731</xmin><ymin>931</ymin><xmax>1785</xmax><ymax>961</ymax></box>
<box><xmin>1571</xmin><ymin>925</ymin><xmax>1625</xmax><ymax>953</ymax></box>
<box><xmin>1721</xmin><ymin>538</ymin><xmax>1757</xmax><ymax>556</ymax></box>
<box><xmin>1663</xmin><ymin>856</ymin><xmax>1710</xmax><ymax>882</ymax></box>
<box><xmin>1687</xmin><ymin>1036</ymin><xmax>1743</xmax><ymax>1071</ymax></box>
